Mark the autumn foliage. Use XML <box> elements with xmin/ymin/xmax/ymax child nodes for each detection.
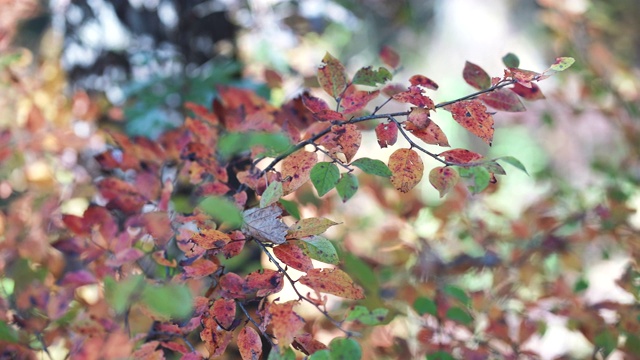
<box><xmin>6</xmin><ymin>30</ymin><xmax>638</xmax><ymax>359</ymax></box>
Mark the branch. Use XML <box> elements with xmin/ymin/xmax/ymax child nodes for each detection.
<box><xmin>386</xmin><ymin>116</ymin><xmax>449</xmax><ymax>166</ymax></box>
<box><xmin>236</xmin><ymin>300</ymin><xmax>276</xmax><ymax>348</ymax></box>
<box><xmin>434</xmin><ymin>79</ymin><xmax>517</xmax><ymax>109</ymax></box>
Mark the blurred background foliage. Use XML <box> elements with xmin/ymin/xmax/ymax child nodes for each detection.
<box><xmin>1</xmin><ymin>0</ymin><xmax>640</xmax><ymax>358</ymax></box>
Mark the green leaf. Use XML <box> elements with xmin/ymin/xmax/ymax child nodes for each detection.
<box><xmin>351</xmin><ymin>158</ymin><xmax>392</xmax><ymax>177</ymax></box>
<box><xmin>457</xmin><ymin>166</ymin><xmax>491</xmax><ymax>194</ymax></box>
<box><xmin>329</xmin><ymin>337</ymin><xmax>362</xmax><ymax>360</ymax></box>
<box><xmin>573</xmin><ymin>278</ymin><xmax>589</xmax><ymax>293</ymax></box>
<box><xmin>594</xmin><ymin>330</ymin><xmax>617</xmax><ymax>357</ymax></box>
<box><xmin>141</xmin><ymin>283</ymin><xmax>193</xmax><ymax>319</ymax></box>
<box><xmin>199</xmin><ymin>196</ymin><xmax>243</xmax><ymax>228</ymax></box>
<box><xmin>308</xmin><ymin>350</ymin><xmax>332</xmax><ymax>360</ymax></box>
<box><xmin>0</xmin><ymin>321</ymin><xmax>18</xmax><ymax>343</ymax></box>
<box><xmin>482</xmin><ymin>161</ymin><xmax>506</xmax><ymax>175</ymax></box>
<box><xmin>336</xmin><ymin>173</ymin><xmax>358</xmax><ymax>202</ymax></box>
<box><xmin>343</xmin><ymin>253</ymin><xmax>378</xmax><ymax>294</ymax></box>
<box><xmin>219</xmin><ymin>132</ymin><xmax>291</xmax><ymax>159</ymax></box>
<box><xmin>260</xmin><ymin>181</ymin><xmax>283</xmax><ymax>208</ymax></box>
<box><xmin>279</xmin><ymin>199</ymin><xmax>301</xmax><ymax>220</ymax></box>
<box><xmin>310</xmin><ymin>162</ymin><xmax>340</xmax><ymax>197</ymax></box>
<box><xmin>549</xmin><ymin>57</ymin><xmax>575</xmax><ymax>72</ymax></box>
<box><xmin>443</xmin><ymin>285</ymin><xmax>470</xmax><ymax>306</ymax></box>
<box><xmin>267</xmin><ymin>347</ymin><xmax>296</xmax><ymax>360</ymax></box>
<box><xmin>445</xmin><ymin>307</ymin><xmax>473</xmax><ymax>325</ymax></box>
<box><xmin>104</xmin><ymin>275</ymin><xmax>145</xmax><ymax>314</ymax></box>
<box><xmin>352</xmin><ymin>66</ymin><xmax>392</xmax><ymax>87</ymax></box>
<box><xmin>345</xmin><ymin>305</ymin><xmax>388</xmax><ymax>325</ymax></box>
<box><xmin>413</xmin><ymin>297</ymin><xmax>437</xmax><ymax>316</ymax></box>
<box><xmin>299</xmin><ymin>236</ymin><xmax>339</xmax><ymax>265</ymax></box>
<box><xmin>495</xmin><ymin>156</ymin><xmax>529</xmax><ymax>175</ymax></box>
<box><xmin>427</xmin><ymin>351</ymin><xmax>455</xmax><ymax>360</ymax></box>
<box><xmin>502</xmin><ymin>53</ymin><xmax>520</xmax><ymax>68</ymax></box>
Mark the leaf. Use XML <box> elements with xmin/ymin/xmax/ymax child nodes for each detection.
<box><xmin>237</xmin><ymin>327</ymin><xmax>262</xmax><ymax>360</ymax></box>
<box><xmin>267</xmin><ymin>348</ymin><xmax>296</xmax><ymax>360</ymax></box>
<box><xmin>329</xmin><ymin>337</ymin><xmax>362</xmax><ymax>360</ymax></box>
<box><xmin>190</xmin><ymin>229</ymin><xmax>231</xmax><ymax>250</ymax></box>
<box><xmin>413</xmin><ymin>297</ymin><xmax>437</xmax><ymax>316</ymax></box>
<box><xmin>287</xmin><ymin>218</ymin><xmax>339</xmax><ymax>239</ymax></box>
<box><xmin>443</xmin><ymin>285</ymin><xmax>470</xmax><ymax>306</ymax></box>
<box><xmin>392</xmin><ymin>86</ymin><xmax>435</xmax><ymax>109</ymax></box>
<box><xmin>438</xmin><ymin>149</ymin><xmax>484</xmax><ymax>164</ymax></box>
<box><xmin>242</xmin><ymin>204</ymin><xmax>289</xmax><ymax>244</ymax></box>
<box><xmin>281</xmin><ymin>150</ymin><xmax>318</xmax><ymax>194</ymax></box>
<box><xmin>502</xmin><ymin>53</ymin><xmax>520</xmax><ymax>68</ymax></box>
<box><xmin>479</xmin><ymin>88</ymin><xmax>526</xmax><ymax>112</ymax></box>
<box><xmin>212</xmin><ymin>298</ymin><xmax>236</xmax><ymax>329</ymax></box>
<box><xmin>548</xmin><ymin>57</ymin><xmax>575</xmax><ymax>72</ymax></box>
<box><xmin>318</xmin><ymin>52</ymin><xmax>348</xmax><ymax>98</ymax></box>
<box><xmin>266</xmin><ymin>301</ymin><xmax>305</xmax><ymax>350</ymax></box>
<box><xmin>345</xmin><ymin>305</ymin><xmax>388</xmax><ymax>325</ymax></box>
<box><xmin>351</xmin><ymin>158</ymin><xmax>393</xmax><ymax>177</ymax></box>
<box><xmin>429</xmin><ymin>167</ymin><xmax>460</xmax><ymax>198</ymax></box>
<box><xmin>341</xmin><ymin>90</ymin><xmax>380</xmax><ymax>114</ymax></box>
<box><xmin>279</xmin><ymin>199</ymin><xmax>301</xmax><ymax>220</ymax></box>
<box><xmin>352</xmin><ymin>66</ymin><xmax>392</xmax><ymax>86</ymax></box>
<box><xmin>308</xmin><ymin>350</ymin><xmax>332</xmax><ymax>360</ymax></box>
<box><xmin>302</xmin><ymin>93</ymin><xmax>330</xmax><ymax>113</ymax></box>
<box><xmin>104</xmin><ymin>275</ymin><xmax>145</xmax><ymax>314</ymax></box>
<box><xmin>310</xmin><ymin>162</ymin><xmax>340</xmax><ymax>197</ymax></box>
<box><xmin>511</xmin><ymin>82</ymin><xmax>545</xmax><ymax>100</ymax></box>
<box><xmin>482</xmin><ymin>161</ymin><xmax>506</xmax><ymax>175</ymax></box>
<box><xmin>314</xmin><ymin>109</ymin><xmax>345</xmax><ymax>122</ymax></box>
<box><xmin>183</xmin><ymin>258</ymin><xmax>219</xmax><ymax>279</ymax></box>
<box><xmin>404</xmin><ymin>119</ymin><xmax>450</xmax><ymax>147</ymax></box>
<box><xmin>219</xmin><ymin>273</ymin><xmax>247</xmax><ymax>299</ymax></box>
<box><xmin>293</xmin><ymin>333</ymin><xmax>328</xmax><ymax>356</ymax></box>
<box><xmin>218</xmin><ymin>132</ymin><xmax>291</xmax><ymax>159</ymax></box>
<box><xmin>407</xmin><ymin>107</ymin><xmax>431</xmax><ymax>129</ymax></box>
<box><xmin>299</xmin><ymin>236</ymin><xmax>339</xmax><ymax>265</ymax></box>
<box><xmin>445</xmin><ymin>307</ymin><xmax>473</xmax><ymax>325</ymax></box>
<box><xmin>298</xmin><ymin>268</ymin><xmax>365</xmax><ymax>300</ymax></box>
<box><xmin>409</xmin><ymin>75</ymin><xmax>439</xmax><ymax>90</ymax></box>
<box><xmin>374</xmin><ymin>122</ymin><xmax>398</xmax><ymax>148</ymax></box>
<box><xmin>142</xmin><ymin>283</ymin><xmax>193</xmax><ymax>319</ymax></box>
<box><xmin>457</xmin><ymin>166</ymin><xmax>491</xmax><ymax>194</ymax></box>
<box><xmin>0</xmin><ymin>320</ymin><xmax>19</xmax><ymax>343</ymax></box>
<box><xmin>463</xmin><ymin>61</ymin><xmax>491</xmax><ymax>90</ymax></box>
<box><xmin>427</xmin><ymin>351</ymin><xmax>456</xmax><ymax>360</ymax></box>
<box><xmin>274</xmin><ymin>242</ymin><xmax>314</xmax><ymax>272</ymax></box>
<box><xmin>444</xmin><ymin>100</ymin><xmax>494</xmax><ymax>145</ymax></box>
<box><xmin>199</xmin><ymin>196</ymin><xmax>243</xmax><ymax>228</ymax></box>
<box><xmin>336</xmin><ymin>173</ymin><xmax>358</xmax><ymax>202</ymax></box>
<box><xmin>260</xmin><ymin>181</ymin><xmax>284</xmax><ymax>208</ymax></box>
<box><xmin>245</xmin><ymin>269</ymin><xmax>284</xmax><ymax>297</ymax></box>
<box><xmin>594</xmin><ymin>331</ymin><xmax>617</xmax><ymax>357</ymax></box>
<box><xmin>495</xmin><ymin>156</ymin><xmax>529</xmax><ymax>175</ymax></box>
<box><xmin>388</xmin><ymin>148</ymin><xmax>424</xmax><ymax>193</ymax></box>
<box><xmin>379</xmin><ymin>46</ymin><xmax>400</xmax><ymax>68</ymax></box>
<box><xmin>331</xmin><ymin>124</ymin><xmax>361</xmax><ymax>163</ymax></box>
<box><xmin>509</xmin><ymin>68</ymin><xmax>541</xmax><ymax>87</ymax></box>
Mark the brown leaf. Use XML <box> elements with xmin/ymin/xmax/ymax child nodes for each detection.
<box><xmin>388</xmin><ymin>148</ymin><xmax>424</xmax><ymax>193</ymax></box>
<box><xmin>287</xmin><ymin>218</ymin><xmax>339</xmax><ymax>239</ymax></box>
<box><xmin>242</xmin><ymin>204</ymin><xmax>289</xmax><ymax>244</ymax></box>
<box><xmin>444</xmin><ymin>100</ymin><xmax>494</xmax><ymax>145</ymax></box>
<box><xmin>298</xmin><ymin>268</ymin><xmax>365</xmax><ymax>300</ymax></box>
<box><xmin>281</xmin><ymin>150</ymin><xmax>318</xmax><ymax>194</ymax></box>
<box><xmin>190</xmin><ymin>229</ymin><xmax>231</xmax><ymax>250</ymax></box>
<box><xmin>237</xmin><ymin>327</ymin><xmax>262</xmax><ymax>360</ymax></box>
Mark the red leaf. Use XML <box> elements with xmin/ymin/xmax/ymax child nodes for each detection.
<box><xmin>463</xmin><ymin>61</ymin><xmax>491</xmax><ymax>90</ymax></box>
<box><xmin>409</xmin><ymin>75</ymin><xmax>439</xmax><ymax>90</ymax></box>
<box><xmin>200</xmin><ymin>327</ymin><xmax>232</xmax><ymax>357</ymax></box>
<box><xmin>211</xmin><ymin>298</ymin><xmax>236</xmax><ymax>329</ymax></box>
<box><xmin>237</xmin><ymin>327</ymin><xmax>262</xmax><ymax>360</ymax></box>
<box><xmin>324</xmin><ymin>124</ymin><xmax>361</xmax><ymax>163</ymax></box>
<box><xmin>264</xmin><ymin>301</ymin><xmax>305</xmax><ymax>350</ymax></box>
<box><xmin>404</xmin><ymin>121</ymin><xmax>450</xmax><ymax>147</ymax></box>
<box><xmin>392</xmin><ymin>86</ymin><xmax>435</xmax><ymax>109</ymax></box>
<box><xmin>302</xmin><ymin>93</ymin><xmax>330</xmax><ymax>113</ymax></box>
<box><xmin>508</xmin><ymin>68</ymin><xmax>540</xmax><ymax>87</ymax></box>
<box><xmin>139</xmin><ymin>211</ymin><xmax>174</xmax><ymax>248</ymax></box>
<box><xmin>274</xmin><ymin>242</ymin><xmax>314</xmax><ymax>272</ymax></box>
<box><xmin>313</xmin><ymin>109</ymin><xmax>345</xmax><ymax>122</ymax></box>
<box><xmin>298</xmin><ymin>268</ymin><xmax>365</xmax><ymax>300</ymax></box>
<box><xmin>375</xmin><ymin>121</ymin><xmax>398</xmax><ymax>148</ymax></box>
<box><xmin>511</xmin><ymin>82</ymin><xmax>545</xmax><ymax>100</ymax></box>
<box><xmin>479</xmin><ymin>88</ymin><xmax>526</xmax><ymax>112</ymax></box>
<box><xmin>190</xmin><ymin>229</ymin><xmax>231</xmax><ymax>250</ymax></box>
<box><xmin>183</xmin><ymin>258</ymin><xmax>219</xmax><ymax>279</ymax></box>
<box><xmin>382</xmin><ymin>83</ymin><xmax>406</xmax><ymax>97</ymax></box>
<box><xmin>245</xmin><ymin>269</ymin><xmax>284</xmax><ymax>297</ymax></box>
<box><xmin>97</xmin><ymin>177</ymin><xmax>147</xmax><ymax>214</ymax></box>
<box><xmin>106</xmin><ymin>248</ymin><xmax>144</xmax><ymax>267</ymax></box>
<box><xmin>438</xmin><ymin>148</ymin><xmax>484</xmax><ymax>164</ymax></box>
<box><xmin>388</xmin><ymin>148</ymin><xmax>424</xmax><ymax>193</ymax></box>
<box><xmin>341</xmin><ymin>90</ymin><xmax>380</xmax><ymax>114</ymax></box>
<box><xmin>281</xmin><ymin>150</ymin><xmax>318</xmax><ymax>194</ymax></box>
<box><xmin>219</xmin><ymin>272</ymin><xmax>247</xmax><ymax>299</ymax></box>
<box><xmin>429</xmin><ymin>167</ymin><xmax>460</xmax><ymax>198</ymax></box>
<box><xmin>222</xmin><ymin>231</ymin><xmax>246</xmax><ymax>258</ymax></box>
<box><xmin>293</xmin><ymin>333</ymin><xmax>328</xmax><ymax>356</ymax></box>
<box><xmin>407</xmin><ymin>107</ymin><xmax>431</xmax><ymax>129</ymax></box>
<box><xmin>317</xmin><ymin>52</ymin><xmax>348</xmax><ymax>98</ymax></box>
<box><xmin>444</xmin><ymin>100</ymin><xmax>494</xmax><ymax>145</ymax></box>
<box><xmin>379</xmin><ymin>45</ymin><xmax>400</xmax><ymax>68</ymax></box>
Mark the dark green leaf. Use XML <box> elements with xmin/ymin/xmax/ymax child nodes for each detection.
<box><xmin>427</xmin><ymin>351</ymin><xmax>455</xmax><ymax>360</ymax></box>
<box><xmin>0</xmin><ymin>321</ymin><xmax>18</xmax><ymax>343</ymax></box>
<box><xmin>279</xmin><ymin>199</ymin><xmax>300</xmax><ymax>220</ymax></box>
<box><xmin>594</xmin><ymin>330</ymin><xmax>617</xmax><ymax>357</ymax></box>
<box><xmin>141</xmin><ymin>283</ymin><xmax>193</xmax><ymax>318</ymax></box>
<box><xmin>352</xmin><ymin>66</ymin><xmax>392</xmax><ymax>87</ymax></box>
<box><xmin>413</xmin><ymin>297</ymin><xmax>437</xmax><ymax>316</ymax></box>
<box><xmin>345</xmin><ymin>305</ymin><xmax>388</xmax><ymax>325</ymax></box>
<box><xmin>336</xmin><ymin>173</ymin><xmax>358</xmax><ymax>202</ymax></box>
<box><xmin>351</xmin><ymin>158</ymin><xmax>393</xmax><ymax>177</ymax></box>
<box><xmin>310</xmin><ymin>162</ymin><xmax>341</xmax><ymax>197</ymax></box>
<box><xmin>219</xmin><ymin>132</ymin><xmax>291</xmax><ymax>159</ymax></box>
<box><xmin>445</xmin><ymin>307</ymin><xmax>473</xmax><ymax>325</ymax></box>
<box><xmin>573</xmin><ymin>278</ymin><xmax>589</xmax><ymax>293</ymax></box>
<box><xmin>199</xmin><ymin>196</ymin><xmax>243</xmax><ymax>228</ymax></box>
<box><xmin>443</xmin><ymin>285</ymin><xmax>470</xmax><ymax>306</ymax></box>
<box><xmin>502</xmin><ymin>53</ymin><xmax>520</xmax><ymax>68</ymax></box>
<box><xmin>329</xmin><ymin>337</ymin><xmax>362</xmax><ymax>360</ymax></box>
<box><xmin>495</xmin><ymin>156</ymin><xmax>529</xmax><ymax>175</ymax></box>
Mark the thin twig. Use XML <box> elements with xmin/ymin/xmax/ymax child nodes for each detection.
<box><xmin>386</xmin><ymin>116</ymin><xmax>449</xmax><ymax>165</ymax></box>
<box><xmin>314</xmin><ymin>145</ymin><xmax>353</xmax><ymax>172</ymax></box>
<box><xmin>236</xmin><ymin>300</ymin><xmax>276</xmax><ymax>348</ymax></box>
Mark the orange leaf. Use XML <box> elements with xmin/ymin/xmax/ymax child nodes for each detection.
<box><xmin>281</xmin><ymin>150</ymin><xmax>318</xmax><ymax>194</ymax></box>
<box><xmin>287</xmin><ymin>217</ymin><xmax>339</xmax><ymax>239</ymax></box>
<box><xmin>190</xmin><ymin>229</ymin><xmax>231</xmax><ymax>250</ymax></box>
<box><xmin>444</xmin><ymin>100</ymin><xmax>494</xmax><ymax>145</ymax></box>
<box><xmin>341</xmin><ymin>90</ymin><xmax>380</xmax><ymax>114</ymax></box>
<box><xmin>404</xmin><ymin>119</ymin><xmax>449</xmax><ymax>147</ymax></box>
<box><xmin>429</xmin><ymin>166</ymin><xmax>460</xmax><ymax>198</ymax></box>
<box><xmin>274</xmin><ymin>242</ymin><xmax>314</xmax><ymax>272</ymax></box>
<box><xmin>438</xmin><ymin>148</ymin><xmax>484</xmax><ymax>164</ymax></box>
<box><xmin>211</xmin><ymin>298</ymin><xmax>236</xmax><ymax>329</ymax></box>
<box><xmin>409</xmin><ymin>75</ymin><xmax>439</xmax><ymax>90</ymax></box>
<box><xmin>183</xmin><ymin>258</ymin><xmax>219</xmax><ymax>279</ymax></box>
<box><xmin>375</xmin><ymin>121</ymin><xmax>398</xmax><ymax>148</ymax></box>
<box><xmin>298</xmin><ymin>268</ymin><xmax>365</xmax><ymax>300</ymax></box>
<box><xmin>388</xmin><ymin>148</ymin><xmax>424</xmax><ymax>193</ymax></box>
<box><xmin>237</xmin><ymin>327</ymin><xmax>262</xmax><ymax>360</ymax></box>
<box><xmin>265</xmin><ymin>301</ymin><xmax>305</xmax><ymax>350</ymax></box>
<box><xmin>392</xmin><ymin>86</ymin><xmax>435</xmax><ymax>109</ymax></box>
<box><xmin>318</xmin><ymin>52</ymin><xmax>348</xmax><ymax>99</ymax></box>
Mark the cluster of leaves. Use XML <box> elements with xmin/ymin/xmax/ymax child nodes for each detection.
<box><xmin>12</xmin><ymin>37</ymin><xmax>639</xmax><ymax>360</ymax></box>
